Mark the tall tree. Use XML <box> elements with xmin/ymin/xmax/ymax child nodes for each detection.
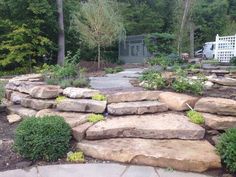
<box><xmin>56</xmin><ymin>0</ymin><xmax>65</xmax><ymax>65</ymax></box>
<box><xmin>71</xmin><ymin>0</ymin><xmax>125</xmax><ymax>69</ymax></box>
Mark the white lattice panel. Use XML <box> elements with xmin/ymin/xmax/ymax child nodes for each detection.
<box><xmin>215</xmin><ymin>34</ymin><xmax>236</xmax><ymax>63</ymax></box>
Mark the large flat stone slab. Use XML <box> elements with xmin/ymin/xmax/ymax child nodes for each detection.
<box><xmin>7</xmin><ymin>105</ymin><xmax>37</xmax><ymax>117</ymax></box>
<box><xmin>63</xmin><ymin>87</ymin><xmax>100</xmax><ymax>99</ymax></box>
<box><xmin>30</xmin><ymin>85</ymin><xmax>61</xmax><ymax>99</ymax></box>
<box><xmin>73</xmin><ymin>122</ymin><xmax>94</xmax><ymax>141</ymax></box>
<box><xmin>107</xmin><ymin>101</ymin><xmax>168</xmax><ymax>115</ymax></box>
<box><xmin>86</xmin><ymin>113</ymin><xmax>205</xmax><ymax>140</ymax></box>
<box><xmin>195</xmin><ymin>97</ymin><xmax>236</xmax><ymax>116</ymax></box>
<box><xmin>107</xmin><ymin>91</ymin><xmax>162</xmax><ymax>103</ymax></box>
<box><xmin>6</xmin><ymin>81</ymin><xmax>45</xmax><ymax>94</ymax></box>
<box><xmin>159</xmin><ymin>92</ymin><xmax>199</xmax><ymax>111</ymax></box>
<box><xmin>202</xmin><ymin>113</ymin><xmax>236</xmax><ymax>130</ymax></box>
<box><xmin>57</xmin><ymin>99</ymin><xmax>106</xmax><ymax>113</ymax></box>
<box><xmin>77</xmin><ymin>138</ymin><xmax>221</xmax><ymax>172</ymax></box>
<box><xmin>210</xmin><ymin>77</ymin><xmax>236</xmax><ymax>86</ymax></box>
<box><xmin>36</xmin><ymin>109</ymin><xmax>89</xmax><ymax>127</ymax></box>
<box><xmin>21</xmin><ymin>98</ymin><xmax>56</xmax><ymax>110</ymax></box>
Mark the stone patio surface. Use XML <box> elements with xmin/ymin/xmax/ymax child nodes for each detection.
<box><xmin>0</xmin><ymin>163</ymin><xmax>214</xmax><ymax>177</ymax></box>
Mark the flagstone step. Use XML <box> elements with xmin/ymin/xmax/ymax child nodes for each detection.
<box><xmin>77</xmin><ymin>138</ymin><xmax>221</xmax><ymax>173</ymax></box>
<box><xmin>86</xmin><ymin>113</ymin><xmax>205</xmax><ymax>140</ymax></box>
<box><xmin>107</xmin><ymin>101</ymin><xmax>168</xmax><ymax>115</ymax></box>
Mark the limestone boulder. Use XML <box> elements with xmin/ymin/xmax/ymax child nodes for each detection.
<box><xmin>210</xmin><ymin>77</ymin><xmax>236</xmax><ymax>86</ymax></box>
<box><xmin>86</xmin><ymin>113</ymin><xmax>205</xmax><ymax>140</ymax></box>
<box><xmin>195</xmin><ymin>97</ymin><xmax>236</xmax><ymax>116</ymax></box>
<box><xmin>5</xmin><ymin>90</ymin><xmax>13</xmax><ymax>100</ymax></box>
<box><xmin>21</xmin><ymin>98</ymin><xmax>55</xmax><ymax>110</ymax></box>
<box><xmin>7</xmin><ymin>105</ymin><xmax>37</xmax><ymax>117</ymax></box>
<box><xmin>202</xmin><ymin>113</ymin><xmax>236</xmax><ymax>130</ymax></box>
<box><xmin>8</xmin><ymin>74</ymin><xmax>43</xmax><ymax>82</ymax></box>
<box><xmin>7</xmin><ymin>114</ymin><xmax>22</xmax><ymax>124</ymax></box>
<box><xmin>9</xmin><ymin>91</ymin><xmax>28</xmax><ymax>104</ymax></box>
<box><xmin>6</xmin><ymin>81</ymin><xmax>45</xmax><ymax>94</ymax></box>
<box><xmin>107</xmin><ymin>101</ymin><xmax>168</xmax><ymax>115</ymax></box>
<box><xmin>63</xmin><ymin>87</ymin><xmax>100</xmax><ymax>99</ymax></box>
<box><xmin>77</xmin><ymin>138</ymin><xmax>221</xmax><ymax>172</ymax></box>
<box><xmin>36</xmin><ymin>109</ymin><xmax>89</xmax><ymax>127</ymax></box>
<box><xmin>73</xmin><ymin>122</ymin><xmax>93</xmax><ymax>141</ymax></box>
<box><xmin>107</xmin><ymin>91</ymin><xmax>162</xmax><ymax>103</ymax></box>
<box><xmin>57</xmin><ymin>99</ymin><xmax>106</xmax><ymax>113</ymax></box>
<box><xmin>158</xmin><ymin>92</ymin><xmax>199</xmax><ymax>111</ymax></box>
<box><xmin>30</xmin><ymin>85</ymin><xmax>61</xmax><ymax>99</ymax></box>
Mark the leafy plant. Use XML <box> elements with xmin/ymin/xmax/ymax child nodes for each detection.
<box><xmin>56</xmin><ymin>96</ymin><xmax>67</xmax><ymax>104</ymax></box>
<box><xmin>14</xmin><ymin>116</ymin><xmax>71</xmax><ymax>161</ymax></box>
<box><xmin>216</xmin><ymin>128</ymin><xmax>236</xmax><ymax>173</ymax></box>
<box><xmin>0</xmin><ymin>81</ymin><xmax>6</xmax><ymax>104</ymax></box>
<box><xmin>92</xmin><ymin>93</ymin><xmax>107</xmax><ymax>101</ymax></box>
<box><xmin>172</xmin><ymin>69</ymin><xmax>204</xmax><ymax>95</ymax></box>
<box><xmin>87</xmin><ymin>114</ymin><xmax>105</xmax><ymax>123</ymax></box>
<box><xmin>67</xmin><ymin>151</ymin><xmax>85</xmax><ymax>163</ymax></box>
<box><xmin>187</xmin><ymin>110</ymin><xmax>204</xmax><ymax>124</ymax></box>
<box><xmin>104</xmin><ymin>66</ymin><xmax>124</xmax><ymax>74</ymax></box>
<box><xmin>230</xmin><ymin>57</ymin><xmax>236</xmax><ymax>66</ymax></box>
<box><xmin>139</xmin><ymin>70</ymin><xmax>166</xmax><ymax>90</ymax></box>
<box><xmin>72</xmin><ymin>78</ymin><xmax>90</xmax><ymax>88</ymax></box>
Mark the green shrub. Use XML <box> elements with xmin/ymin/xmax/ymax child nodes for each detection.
<box><xmin>216</xmin><ymin>128</ymin><xmax>236</xmax><ymax>173</ymax></box>
<box><xmin>87</xmin><ymin>114</ymin><xmax>105</xmax><ymax>123</ymax></box>
<box><xmin>67</xmin><ymin>151</ymin><xmax>85</xmax><ymax>163</ymax></box>
<box><xmin>186</xmin><ymin>110</ymin><xmax>204</xmax><ymax>124</ymax></box>
<box><xmin>14</xmin><ymin>116</ymin><xmax>71</xmax><ymax>161</ymax></box>
<box><xmin>0</xmin><ymin>81</ymin><xmax>6</xmax><ymax>104</ymax></box>
<box><xmin>172</xmin><ymin>69</ymin><xmax>204</xmax><ymax>95</ymax></box>
<box><xmin>72</xmin><ymin>78</ymin><xmax>90</xmax><ymax>88</ymax></box>
<box><xmin>139</xmin><ymin>70</ymin><xmax>166</xmax><ymax>90</ymax></box>
<box><xmin>92</xmin><ymin>93</ymin><xmax>107</xmax><ymax>101</ymax></box>
<box><xmin>104</xmin><ymin>66</ymin><xmax>124</xmax><ymax>74</ymax></box>
<box><xmin>148</xmin><ymin>56</ymin><xmax>169</xmax><ymax>69</ymax></box>
<box><xmin>59</xmin><ymin>79</ymin><xmax>73</xmax><ymax>89</ymax></box>
<box><xmin>230</xmin><ymin>57</ymin><xmax>236</xmax><ymax>66</ymax></box>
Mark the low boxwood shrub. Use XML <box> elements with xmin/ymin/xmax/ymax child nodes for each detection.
<box><xmin>104</xmin><ymin>66</ymin><xmax>124</xmax><ymax>74</ymax></box>
<box><xmin>186</xmin><ymin>110</ymin><xmax>204</xmax><ymax>125</ymax></box>
<box><xmin>14</xmin><ymin>116</ymin><xmax>71</xmax><ymax>161</ymax></box>
<box><xmin>216</xmin><ymin>128</ymin><xmax>236</xmax><ymax>173</ymax></box>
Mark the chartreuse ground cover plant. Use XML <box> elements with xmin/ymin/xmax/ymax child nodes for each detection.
<box><xmin>186</xmin><ymin>110</ymin><xmax>204</xmax><ymax>125</ymax></box>
<box><xmin>14</xmin><ymin>116</ymin><xmax>71</xmax><ymax>161</ymax></box>
<box><xmin>216</xmin><ymin>128</ymin><xmax>236</xmax><ymax>173</ymax></box>
<box><xmin>67</xmin><ymin>151</ymin><xmax>85</xmax><ymax>163</ymax></box>
<box><xmin>55</xmin><ymin>96</ymin><xmax>67</xmax><ymax>104</ymax></box>
<box><xmin>92</xmin><ymin>93</ymin><xmax>107</xmax><ymax>101</ymax></box>
<box><xmin>87</xmin><ymin>114</ymin><xmax>105</xmax><ymax>123</ymax></box>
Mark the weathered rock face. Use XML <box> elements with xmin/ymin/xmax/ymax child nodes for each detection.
<box><xmin>21</xmin><ymin>98</ymin><xmax>55</xmax><ymax>110</ymax></box>
<box><xmin>195</xmin><ymin>97</ymin><xmax>236</xmax><ymax>116</ymax></box>
<box><xmin>86</xmin><ymin>113</ymin><xmax>205</xmax><ymax>140</ymax></box>
<box><xmin>9</xmin><ymin>91</ymin><xmax>28</xmax><ymax>104</ymax></box>
<box><xmin>159</xmin><ymin>92</ymin><xmax>199</xmax><ymax>111</ymax></box>
<box><xmin>107</xmin><ymin>91</ymin><xmax>162</xmax><ymax>103</ymax></box>
<box><xmin>73</xmin><ymin>122</ymin><xmax>93</xmax><ymax>141</ymax></box>
<box><xmin>30</xmin><ymin>85</ymin><xmax>61</xmax><ymax>99</ymax></box>
<box><xmin>210</xmin><ymin>77</ymin><xmax>236</xmax><ymax>86</ymax></box>
<box><xmin>6</xmin><ymin>81</ymin><xmax>45</xmax><ymax>94</ymax></box>
<box><xmin>57</xmin><ymin>99</ymin><xmax>107</xmax><ymax>113</ymax></box>
<box><xmin>36</xmin><ymin>109</ymin><xmax>89</xmax><ymax>127</ymax></box>
<box><xmin>77</xmin><ymin>138</ymin><xmax>221</xmax><ymax>172</ymax></box>
<box><xmin>8</xmin><ymin>74</ymin><xmax>43</xmax><ymax>82</ymax></box>
<box><xmin>7</xmin><ymin>114</ymin><xmax>22</xmax><ymax>124</ymax></box>
<box><xmin>7</xmin><ymin>105</ymin><xmax>37</xmax><ymax>117</ymax></box>
<box><xmin>202</xmin><ymin>113</ymin><xmax>236</xmax><ymax>130</ymax></box>
<box><xmin>63</xmin><ymin>87</ymin><xmax>100</xmax><ymax>99</ymax></box>
<box><xmin>107</xmin><ymin>101</ymin><xmax>168</xmax><ymax>115</ymax></box>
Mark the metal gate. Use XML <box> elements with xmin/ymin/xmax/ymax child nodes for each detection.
<box><xmin>215</xmin><ymin>34</ymin><xmax>236</xmax><ymax>63</ymax></box>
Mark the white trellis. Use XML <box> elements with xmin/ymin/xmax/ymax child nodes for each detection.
<box><xmin>214</xmin><ymin>34</ymin><xmax>236</xmax><ymax>63</ymax></box>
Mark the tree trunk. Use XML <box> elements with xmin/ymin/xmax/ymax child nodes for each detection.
<box><xmin>97</xmin><ymin>44</ymin><xmax>101</xmax><ymax>69</ymax></box>
<box><xmin>189</xmin><ymin>22</ymin><xmax>195</xmax><ymax>58</ymax></box>
<box><xmin>177</xmin><ymin>0</ymin><xmax>191</xmax><ymax>55</ymax></box>
<box><xmin>57</xmin><ymin>0</ymin><xmax>65</xmax><ymax>66</ymax></box>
